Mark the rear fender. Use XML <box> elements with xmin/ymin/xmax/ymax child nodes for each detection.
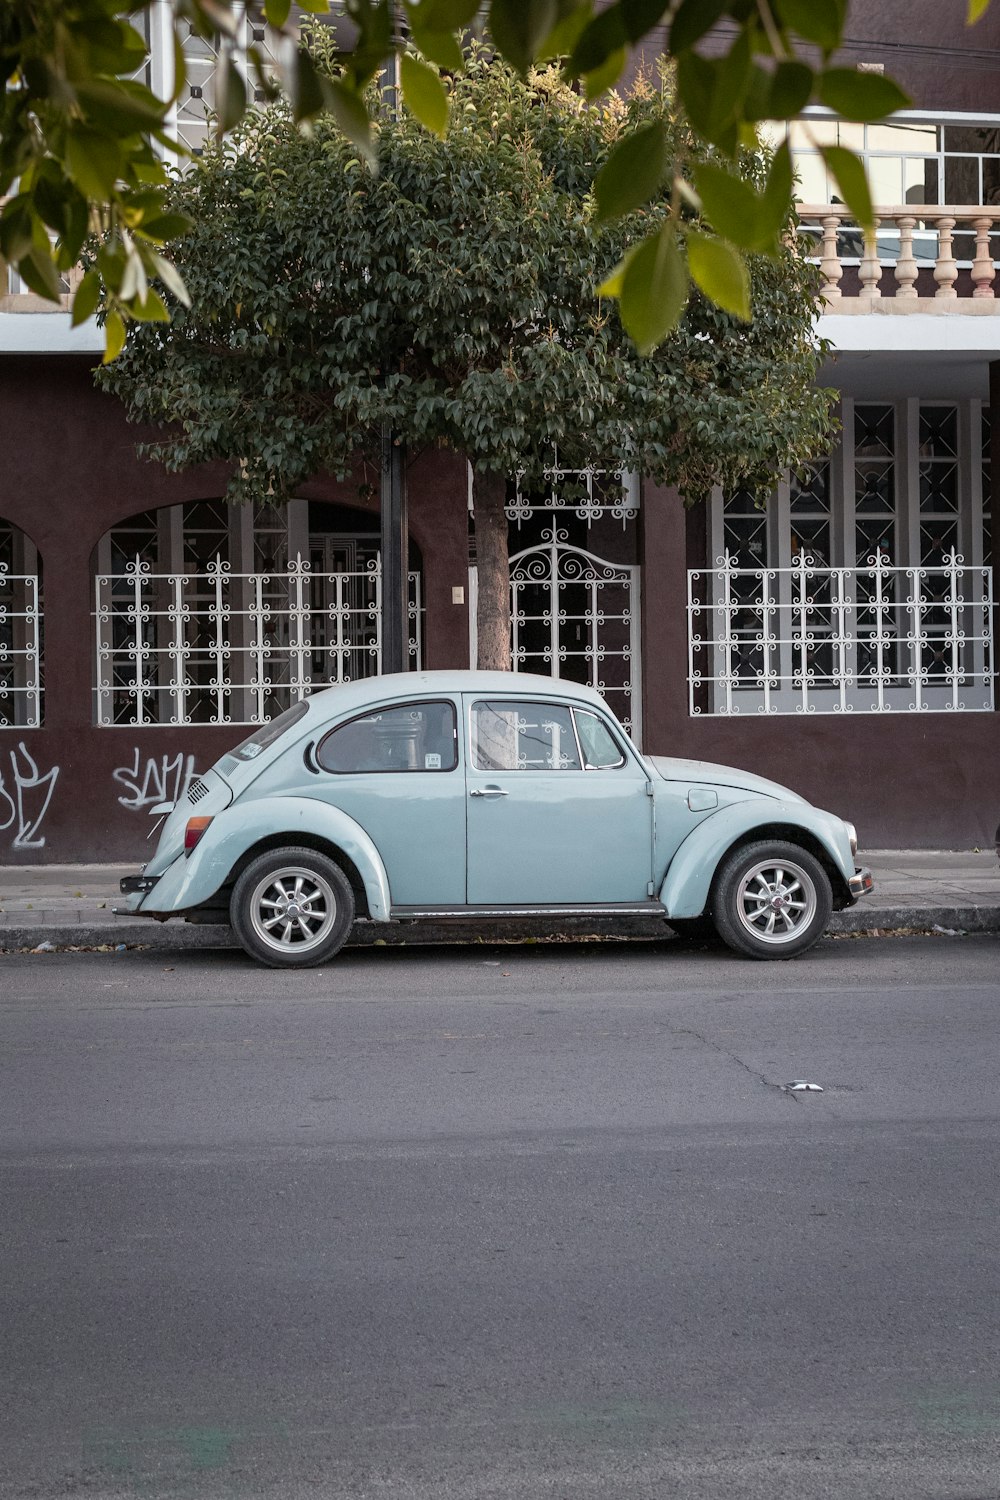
<box><xmin>659</xmin><ymin>801</ymin><xmax>854</xmax><ymax>919</ymax></box>
<box><xmin>137</xmin><ymin>797</ymin><xmax>392</xmax><ymax>920</ymax></box>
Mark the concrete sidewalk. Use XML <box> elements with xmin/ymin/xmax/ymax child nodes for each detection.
<box><xmin>0</xmin><ymin>851</ymin><xmax>998</xmax><ymax>952</ymax></box>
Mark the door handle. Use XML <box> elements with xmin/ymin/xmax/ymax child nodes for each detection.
<box><xmin>469</xmin><ymin>787</ymin><xmax>508</xmax><ymax>798</ymax></box>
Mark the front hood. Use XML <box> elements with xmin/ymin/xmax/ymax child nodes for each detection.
<box><xmin>648</xmin><ymin>755</ymin><xmax>806</xmax><ymax>804</ymax></box>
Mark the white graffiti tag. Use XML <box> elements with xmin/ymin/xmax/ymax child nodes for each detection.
<box><xmin>113</xmin><ymin>748</ymin><xmax>199</xmax><ymax>811</ymax></box>
<box><xmin>0</xmin><ymin>742</ymin><xmax>60</xmax><ymax>850</ymax></box>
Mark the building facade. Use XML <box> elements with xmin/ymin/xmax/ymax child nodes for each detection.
<box><xmin>2</xmin><ymin>3</ymin><xmax>1000</xmax><ymax>860</ymax></box>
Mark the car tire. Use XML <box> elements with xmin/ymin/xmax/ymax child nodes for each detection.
<box><xmin>230</xmin><ymin>848</ymin><xmax>355</xmax><ymax>969</ymax></box>
<box><xmin>710</xmin><ymin>840</ymin><xmax>833</xmax><ymax>960</ymax></box>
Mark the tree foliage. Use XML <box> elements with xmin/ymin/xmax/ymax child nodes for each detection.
<box><xmin>103</xmin><ymin>43</ymin><xmax>835</xmax><ymax>665</ymax></box>
<box><xmin>3</xmin><ymin>0</ymin><xmax>980</xmax><ymax>353</ymax></box>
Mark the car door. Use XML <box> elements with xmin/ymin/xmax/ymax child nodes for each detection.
<box><xmin>314</xmin><ymin>697</ymin><xmax>465</xmax><ymax>905</ymax></box>
<box><xmin>463</xmin><ymin>694</ymin><xmax>653</xmax><ymax>905</ymax></box>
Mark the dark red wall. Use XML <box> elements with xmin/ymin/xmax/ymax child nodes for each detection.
<box><xmin>0</xmin><ymin>357</ymin><xmax>470</xmax><ymax>864</ymax></box>
<box><xmin>829</xmin><ymin>0</ymin><xmax>1000</xmax><ymax>114</ymax></box>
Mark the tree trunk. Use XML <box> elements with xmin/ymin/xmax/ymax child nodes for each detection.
<box><xmin>473</xmin><ymin>469</ymin><xmax>511</xmax><ymax>671</ymax></box>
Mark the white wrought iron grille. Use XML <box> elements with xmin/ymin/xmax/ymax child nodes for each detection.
<box><xmin>94</xmin><ymin>555</ymin><xmax>422</xmax><ymax>727</ymax></box>
<box><xmin>0</xmin><ymin>562</ymin><xmax>42</xmax><ymax>728</ymax></box>
<box><xmin>508</xmin><ymin>460</ymin><xmax>639</xmax><ymax>529</ymax></box>
<box><xmin>688</xmin><ymin>549</ymin><xmax>994</xmax><ymax>715</ymax></box>
<box><xmin>510</xmin><ymin>530</ymin><xmax>640</xmax><ymax>737</ymax></box>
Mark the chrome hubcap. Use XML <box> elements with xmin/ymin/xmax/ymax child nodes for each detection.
<box><xmin>735</xmin><ymin>859</ymin><xmax>817</xmax><ymax>946</ymax></box>
<box><xmin>249</xmin><ymin>867</ymin><xmax>337</xmax><ymax>953</ymax></box>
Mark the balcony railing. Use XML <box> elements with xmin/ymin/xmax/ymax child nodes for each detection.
<box><xmin>799</xmin><ymin>203</ymin><xmax>1000</xmax><ymax>310</ymax></box>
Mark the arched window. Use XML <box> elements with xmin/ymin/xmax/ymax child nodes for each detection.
<box><xmin>93</xmin><ymin>499</ymin><xmax>422</xmax><ymax>727</ymax></box>
<box><xmin>0</xmin><ymin>520</ymin><xmax>42</xmax><ymax>728</ymax></box>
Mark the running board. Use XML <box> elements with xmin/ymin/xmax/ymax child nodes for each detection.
<box><xmin>389</xmin><ymin>903</ymin><xmax>666</xmax><ymax>920</ymax></box>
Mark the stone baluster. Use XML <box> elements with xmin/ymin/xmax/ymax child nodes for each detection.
<box><xmin>933</xmin><ymin>216</ymin><xmax>958</xmax><ymax>298</ymax></box>
<box><xmin>893</xmin><ymin>214</ymin><xmax>919</xmax><ymax>299</ymax></box>
<box><xmin>818</xmin><ymin>215</ymin><xmax>843</xmax><ymax>303</ymax></box>
<box><xmin>971</xmin><ymin>215</ymin><xmax>996</xmax><ymax>298</ymax></box>
<box><xmin>859</xmin><ymin>218</ymin><xmax>882</xmax><ymax>298</ymax></box>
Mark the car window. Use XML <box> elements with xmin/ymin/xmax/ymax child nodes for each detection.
<box><xmin>317</xmin><ymin>700</ymin><xmax>458</xmax><ymax>774</ymax></box>
<box><xmin>471</xmin><ymin>701</ymin><xmax>582</xmax><ymax>772</ymax></box>
<box><xmin>227</xmin><ymin>700</ymin><xmax>310</xmax><ymax>762</ymax></box>
<box><xmin>573</xmin><ymin>709</ymin><xmax>627</xmax><ymax>770</ymax></box>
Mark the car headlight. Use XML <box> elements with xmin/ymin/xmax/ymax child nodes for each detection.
<box><xmin>845</xmin><ymin>821</ymin><xmax>858</xmax><ymax>858</ymax></box>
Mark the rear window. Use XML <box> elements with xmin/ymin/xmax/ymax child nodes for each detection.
<box><xmin>317</xmin><ymin>701</ymin><xmax>458</xmax><ymax>774</ymax></box>
<box><xmin>227</xmin><ymin>701</ymin><xmax>310</xmax><ymax>763</ymax></box>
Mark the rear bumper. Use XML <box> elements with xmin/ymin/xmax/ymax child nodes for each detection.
<box><xmin>848</xmin><ymin>867</ymin><xmax>875</xmax><ymax>902</ymax></box>
<box><xmin>112</xmin><ymin>873</ymin><xmax>160</xmax><ymax>916</ymax></box>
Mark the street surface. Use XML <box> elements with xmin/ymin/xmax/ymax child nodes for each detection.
<box><xmin>2</xmin><ymin>933</ymin><xmax>1000</xmax><ymax>1499</ymax></box>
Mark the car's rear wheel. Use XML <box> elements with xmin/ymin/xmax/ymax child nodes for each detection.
<box><xmin>710</xmin><ymin>840</ymin><xmax>832</xmax><ymax>960</ymax></box>
<box><xmin>230</xmin><ymin>848</ymin><xmax>355</xmax><ymax>968</ymax></box>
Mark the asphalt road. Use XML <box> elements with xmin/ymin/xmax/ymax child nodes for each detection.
<box><xmin>3</xmin><ymin>933</ymin><xmax>1000</xmax><ymax>1500</ymax></box>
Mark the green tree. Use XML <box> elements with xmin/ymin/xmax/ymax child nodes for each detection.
<box><xmin>103</xmin><ymin>44</ymin><xmax>833</xmax><ymax>668</ymax></box>
<box><xmin>2</xmin><ymin>0</ymin><xmax>957</xmax><ymax>354</ymax></box>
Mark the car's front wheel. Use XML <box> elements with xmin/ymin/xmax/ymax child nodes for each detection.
<box><xmin>230</xmin><ymin>848</ymin><xmax>355</xmax><ymax>968</ymax></box>
<box><xmin>710</xmin><ymin>840</ymin><xmax>833</xmax><ymax>960</ymax></box>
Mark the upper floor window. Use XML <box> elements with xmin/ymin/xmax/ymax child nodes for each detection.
<box><xmin>776</xmin><ymin>116</ymin><xmax>1000</xmax><ymax>207</ymax></box>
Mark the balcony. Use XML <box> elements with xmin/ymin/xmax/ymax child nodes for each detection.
<box><xmin>799</xmin><ymin>204</ymin><xmax>1000</xmax><ymax>313</ymax></box>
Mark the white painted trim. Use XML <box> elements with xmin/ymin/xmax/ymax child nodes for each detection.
<box><xmin>0</xmin><ymin>314</ymin><xmax>103</xmax><ymax>353</ymax></box>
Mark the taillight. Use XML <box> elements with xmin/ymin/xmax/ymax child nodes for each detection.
<box><xmin>184</xmin><ymin>815</ymin><xmax>213</xmax><ymax>851</ymax></box>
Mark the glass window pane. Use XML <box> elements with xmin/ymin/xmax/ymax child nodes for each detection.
<box><xmin>793</xmin><ymin>152</ymin><xmax>830</xmax><ymax>202</ymax></box>
<box><xmin>228</xmin><ymin>701</ymin><xmax>310</xmax><ymax>762</ymax></box>
<box><xmin>944</xmin><ymin>155</ymin><xmax>983</xmax><ymax>204</ymax></box>
<box><xmin>317</xmin><ymin>700</ymin><xmax>458</xmax><ymax>773</ymax></box>
<box><xmin>868</xmin><ymin>156</ymin><xmax>902</xmax><ymax>203</ymax></box>
<box><xmin>574</xmin><ymin>710</ymin><xmax>626</xmax><ymax>770</ymax></box>
<box><xmin>472</xmin><ymin>701</ymin><xmax>581</xmax><ymax>772</ymax></box>
<box><xmin>866</xmin><ymin>122</ymin><xmax>936</xmax><ymax>152</ymax></box>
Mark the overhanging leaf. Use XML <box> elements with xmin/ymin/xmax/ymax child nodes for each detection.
<box><xmin>687</xmin><ymin>229</ymin><xmax>750</xmax><ymax>319</ymax></box>
<box><xmin>693</xmin><ymin>162</ymin><xmax>771</xmax><ymax>251</ymax></box>
<box><xmin>65</xmin><ymin>129</ymin><xmax>124</xmax><ymax>201</ymax></box>
<box><xmin>71</xmin><ymin>268</ymin><xmax>102</xmax><ymax>327</ymax></box>
<box><xmin>767</xmin><ymin>60</ymin><xmax>814</xmax><ymax>119</ymax></box>
<box><xmin>292</xmin><ymin>46</ymin><xmax>326</xmax><ymax>121</ymax></box>
<box><xmin>968</xmin><ymin>0</ymin><xmax>991</xmax><ymax>19</ymax></box>
<box><xmin>819</xmin><ymin>143</ymin><xmax>873</xmax><ymax>230</ymax></box>
<box><xmin>593</xmin><ymin>120</ymin><xmax>665</xmax><ymax>223</ymax></box>
<box><xmin>669</xmin><ymin>0</ymin><xmax>728</xmax><ymax>53</ymax></box>
<box><xmin>218</xmin><ymin>54</ymin><xmax>247</xmax><ymax>131</ymax></box>
<box><xmin>325</xmin><ymin>78</ymin><xmax>377</xmax><ymax>168</ymax></box>
<box><xmin>818</xmin><ymin>67</ymin><xmax>910</xmax><ymax>121</ymax></box>
<box><xmin>151</xmin><ymin>252</ymin><xmax>192</xmax><ymax>308</ymax></box>
<box><xmin>489</xmin><ymin>0</ymin><xmax>557</xmax><ymax>71</ymax></box>
<box><xmin>409</xmin><ymin>24</ymin><xmax>465</xmax><ymax>71</ymax></box>
<box><xmin>619</xmin><ymin>224</ymin><xmax>688</xmax><ymax>354</ymax></box>
<box><xmin>584</xmin><ymin>47</ymin><xmax>626</xmax><ymax>98</ymax></box>
<box><xmin>772</xmin><ymin>0</ymin><xmax>845</xmax><ymax>52</ymax></box>
<box><xmin>103</xmin><ymin>309</ymin><xmax>126</xmax><ymax>364</ymax></box>
<box><xmin>400</xmin><ymin>52</ymin><xmax>450</xmax><ymax>136</ymax></box>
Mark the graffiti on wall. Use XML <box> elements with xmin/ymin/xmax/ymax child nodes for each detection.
<box><xmin>113</xmin><ymin>748</ymin><xmax>201</xmax><ymax>812</ymax></box>
<box><xmin>0</xmin><ymin>742</ymin><xmax>60</xmax><ymax>849</ymax></box>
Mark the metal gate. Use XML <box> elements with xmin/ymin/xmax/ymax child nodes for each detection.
<box><xmin>509</xmin><ymin>532</ymin><xmax>641</xmax><ymax>739</ymax></box>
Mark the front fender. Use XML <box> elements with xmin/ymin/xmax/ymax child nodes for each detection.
<box><xmin>138</xmin><ymin>797</ymin><xmax>392</xmax><ymax>921</ymax></box>
<box><xmin>658</xmin><ymin>800</ymin><xmax>854</xmax><ymax>919</ymax></box>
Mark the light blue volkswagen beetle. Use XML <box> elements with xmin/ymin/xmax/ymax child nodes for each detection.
<box><xmin>119</xmin><ymin>671</ymin><xmax>873</xmax><ymax>966</ymax></box>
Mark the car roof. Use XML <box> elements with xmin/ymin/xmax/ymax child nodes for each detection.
<box><xmin>302</xmin><ymin>671</ymin><xmax>613</xmax><ymax>722</ymax></box>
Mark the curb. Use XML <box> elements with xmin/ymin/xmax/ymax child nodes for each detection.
<box><xmin>2</xmin><ymin>905</ymin><xmax>999</xmax><ymax>952</ymax></box>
